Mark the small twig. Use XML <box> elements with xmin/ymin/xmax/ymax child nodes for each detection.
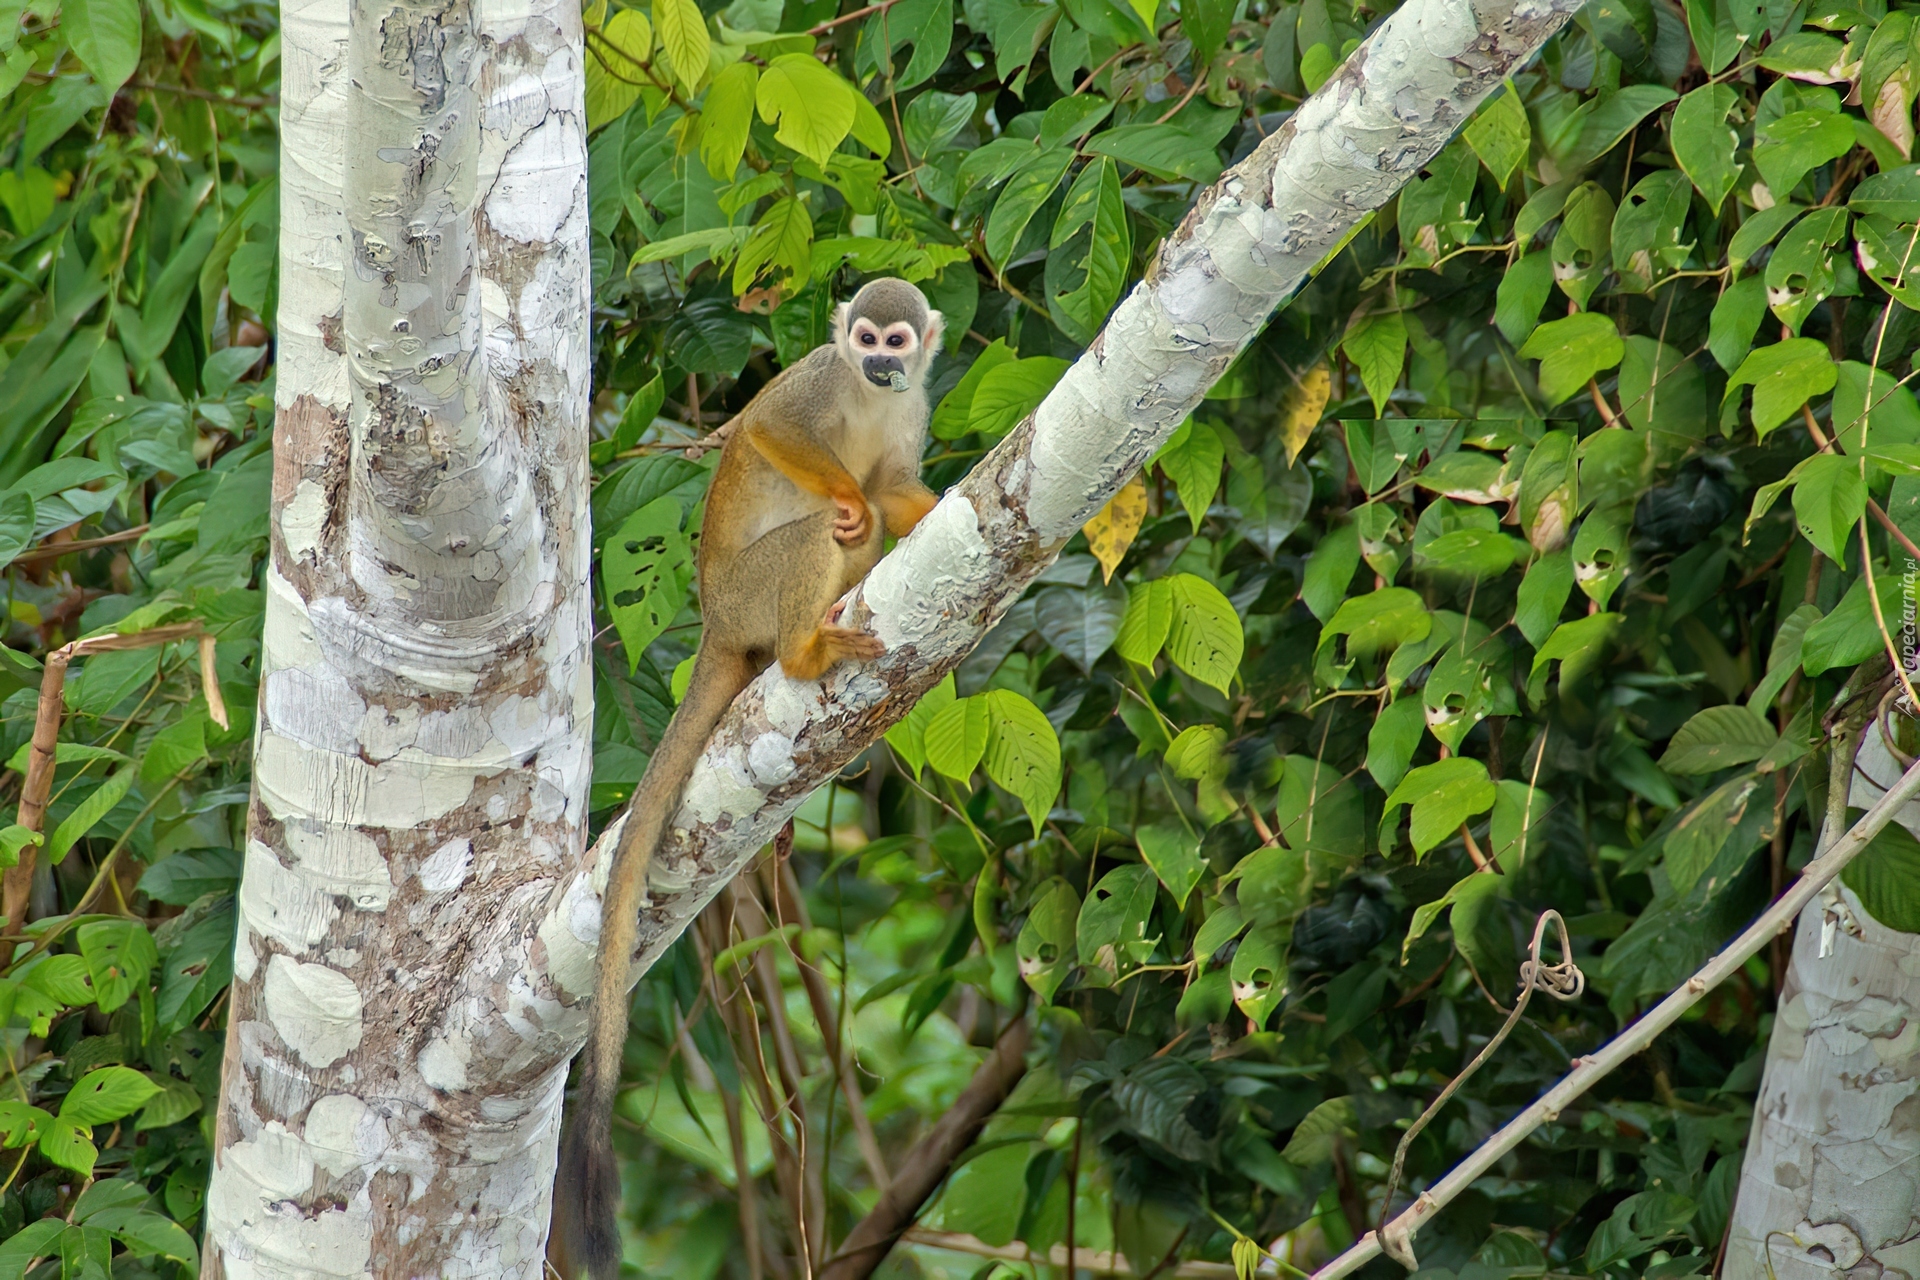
<box><xmin>1377</xmin><ymin>912</ymin><xmax>1582</xmax><ymax>1258</ymax></box>
<box><xmin>1312</xmin><ymin>747</ymin><xmax>1920</xmax><ymax>1279</ymax></box>
<box><xmin>805</xmin><ymin>0</ymin><xmax>905</xmax><ymax>35</ymax></box>
<box><xmin>1587</xmin><ymin>379</ymin><xmax>1621</xmax><ymax>427</ymax></box>
<box><xmin>9</xmin><ymin>524</ymin><xmax>151</xmax><ymax>564</ymax></box>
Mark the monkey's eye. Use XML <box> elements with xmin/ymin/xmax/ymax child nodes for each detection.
<box><xmin>886</xmin><ymin>333</ymin><xmax>906</xmax><ymax>348</ymax></box>
<box><xmin>859</xmin><ymin>330</ymin><xmax>877</xmax><ymax>346</ymax></box>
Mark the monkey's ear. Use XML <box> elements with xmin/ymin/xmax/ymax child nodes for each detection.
<box><xmin>923</xmin><ymin>309</ymin><xmax>945</xmax><ymax>355</ymax></box>
<box><xmin>831</xmin><ymin>302</ymin><xmax>851</xmax><ymax>345</ymax></box>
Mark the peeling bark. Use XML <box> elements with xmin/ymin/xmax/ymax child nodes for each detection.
<box><xmin>1725</xmin><ymin>733</ymin><xmax>1920</xmax><ymax>1280</ymax></box>
<box><xmin>218</xmin><ymin>0</ymin><xmax>1581</xmax><ymax>1271</ymax></box>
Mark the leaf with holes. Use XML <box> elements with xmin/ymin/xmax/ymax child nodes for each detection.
<box><xmin>602</xmin><ymin>497</ymin><xmax>692</xmax><ymax>673</ymax></box>
<box><xmin>1017</xmin><ymin>878</ymin><xmax>1079</xmax><ymax>1002</ymax></box>
<box><xmin>982</xmin><ymin>689</ymin><xmax>1060</xmax><ymax>833</ymax></box>
<box><xmin>78</xmin><ymin>920</ymin><xmax>158</xmax><ymax>1014</ymax></box>
<box><xmin>1138</xmin><ymin>823</ymin><xmax>1205</xmax><ymax>909</ymax></box>
<box><xmin>1790</xmin><ymin>453</ymin><xmax>1866</xmax><ymax>562</ymax></box>
<box><xmin>1166</xmin><ymin>574</ymin><xmax>1242</xmax><ymax>694</ymax></box>
<box><xmin>1077</xmin><ymin>864</ymin><xmax>1159</xmax><ymax>970</ymax></box>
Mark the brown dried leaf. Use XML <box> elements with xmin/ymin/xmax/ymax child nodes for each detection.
<box><xmin>1279</xmin><ymin>361</ymin><xmax>1332</xmax><ymax>465</ymax></box>
<box><xmin>1084</xmin><ymin>473</ymin><xmax>1148</xmax><ymax>584</ymax></box>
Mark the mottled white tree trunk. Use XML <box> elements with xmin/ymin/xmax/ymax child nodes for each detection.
<box><xmin>202</xmin><ymin>0</ymin><xmax>591</xmax><ymax>1270</ymax></box>
<box><xmin>1725</xmin><ymin>734</ymin><xmax>1920</xmax><ymax>1280</ymax></box>
<box><xmin>211</xmin><ymin>0</ymin><xmax>1579</xmax><ymax>1271</ymax></box>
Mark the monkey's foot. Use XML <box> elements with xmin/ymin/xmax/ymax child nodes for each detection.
<box><xmin>832</xmin><ymin>500</ymin><xmax>871</xmax><ymax>545</ymax></box>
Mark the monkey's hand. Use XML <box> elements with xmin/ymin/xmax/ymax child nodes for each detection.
<box><xmin>833</xmin><ymin>498</ymin><xmax>872</xmax><ymax>546</ymax></box>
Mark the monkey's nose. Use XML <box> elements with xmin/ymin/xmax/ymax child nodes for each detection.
<box><xmin>862</xmin><ymin>354</ymin><xmax>906</xmax><ymax>389</ymax></box>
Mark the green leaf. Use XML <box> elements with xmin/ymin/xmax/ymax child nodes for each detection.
<box><xmin>1301</xmin><ymin>524</ymin><xmax>1361</xmax><ymax>621</ymax></box>
<box><xmin>1512</xmin><ymin>548</ymin><xmax>1574</xmax><ymax>644</ymax></box>
<box><xmin>883</xmin><ymin>673</ymin><xmax>957</xmax><ymax>778</ymax></box>
<box><xmin>1137</xmin><ymin>824</ymin><xmax>1204</xmax><ymax>909</ymax></box>
<box><xmin>1280</xmin><ymin>1096</ymin><xmax>1356</xmax><ymax>1166</ymax></box>
<box><xmin>1611</xmin><ymin>170</ymin><xmax>1694</xmax><ymax>291</ymax></box>
<box><xmin>1192</xmin><ymin>906</ymin><xmax>1246</xmax><ymax>966</ymax></box>
<box><xmin>59</xmin><ymin>1067</ymin><xmax>160</xmax><ymax>1127</ymax></box>
<box><xmin>88</xmin><ymin>1206</ymin><xmax>198</xmax><ymax>1265</ymax></box>
<box><xmin>1790</xmin><ymin>453</ymin><xmax>1867</xmax><ymax>562</ymax></box>
<box><xmin>1670</xmin><ymin>84</ymin><xmax>1739</xmax><ymax>214</ymax></box>
<box><xmin>1016</xmin><ymin>878</ymin><xmax>1080</xmax><ymax>1002</ymax></box>
<box><xmin>1708</xmin><ymin>272</ymin><xmax>1768</xmax><ymax>372</ymax></box>
<box><xmin>1077</xmin><ymin>864</ymin><xmax>1159</xmax><ymax>969</ymax></box>
<box><xmin>1571</xmin><ymin>85</ymin><xmax>1677</xmax><ymax>166</ymax></box>
<box><xmin>1034</xmin><ymin>583</ymin><xmax>1128</xmax><ymax>673</ymax></box>
<box><xmin>756</xmin><ymin>54</ymin><xmax>854</xmax><ymax>165</ymax></box>
<box><xmin>925</xmin><ymin>694</ymin><xmax>991</xmax><ymax>780</ymax></box>
<box><xmin>1383</xmin><ymin>757</ymin><xmax>1496</xmax><ymax>856</ymax></box>
<box><xmin>982</xmin><ymin>689</ymin><xmax>1061</xmax><ymax>833</ymax></box>
<box><xmin>1842</xmin><ymin>818</ymin><xmax>1920</xmax><ymax>931</ymax></box>
<box><xmin>1365</xmin><ymin>695</ymin><xmax>1426</xmax><ymax>792</ymax></box>
<box><xmin>1319</xmin><ymin>587</ymin><xmax>1431</xmax><ymax>662</ymax></box>
<box><xmin>654</xmin><ymin>0</ymin><xmax>711</xmax><ymax>94</ymax></box>
<box><xmin>1494</xmin><ymin>251</ymin><xmax>1554</xmax><ymax>346</ymax></box>
<box><xmin>1165</xmin><ymin>574</ymin><xmax>1244</xmax><ymax>694</ymax></box>
<box><xmin>1529</xmin><ymin>612</ymin><xmax>1623</xmax><ymax>698</ymax></box>
<box><xmin>64</xmin><ymin>0</ymin><xmax>141</xmax><ymax>91</ymax></box>
<box><xmin>1586</xmin><ymin>1190</ymin><xmax>1695</xmax><ymax>1271</ymax></box>
<box><xmin>732</xmin><ymin>195</ymin><xmax>813</xmax><ymax>293</ymax></box>
<box><xmin>1801</xmin><ymin>573</ymin><xmax>1901</xmax><ymax>675</ymax></box>
<box><xmin>1154</xmin><ymin>420</ymin><xmax>1225</xmax><ymax>532</ymax></box>
<box><xmin>1725</xmin><ymin>338</ymin><xmax>1839</xmax><ymax>436</ymax></box>
<box><xmin>133</xmin><ymin>1077</ymin><xmax>202</xmax><ymax>1132</ymax></box>
<box><xmin>46</xmin><ymin>766</ymin><xmax>134</xmax><ymax>866</ymax></box>
<box><xmin>970</xmin><ymin>356</ymin><xmax>1071</xmax><ymax>439</ymax></box>
<box><xmin>902</xmin><ymin>90</ymin><xmax>975</xmax><ymax>157</ymax></box>
<box><xmin>1082</xmin><ymin>124</ymin><xmax>1223</xmax><ymax>183</ymax></box>
<box><xmin>586</xmin><ymin>7</ymin><xmax>653</xmax><ymax>127</ymax></box>
<box><xmin>931</xmin><ymin>339</ymin><xmax>1016</xmax><ymax>439</ymax></box>
<box><xmin>38</xmin><ymin>1118</ymin><xmax>98</xmax><ymax>1174</ymax></box>
<box><xmin>1852</xmin><ymin>166</ymin><xmax>1920</xmax><ymax>220</ymax></box>
<box><xmin>601</xmin><ymin>496</ymin><xmax>692</xmax><ymax>672</ymax></box>
<box><xmin>1754</xmin><ymin>109</ymin><xmax>1854</xmax><ymax>201</ymax></box>
<box><xmin>0</xmin><ymin>1101</ymin><xmax>52</xmax><ymax>1148</ymax></box>
<box><xmin>1049</xmin><ymin>156</ymin><xmax>1130</xmax><ymax>342</ymax></box>
<box><xmin>1181</xmin><ymin>0</ymin><xmax>1234</xmax><ymax>64</ymax></box>
<box><xmin>985</xmin><ymin>148</ymin><xmax>1075</xmax><ymax>268</ymax></box>
<box><xmin>77</xmin><ymin>920</ymin><xmax>158</xmax><ymax>1014</ymax></box>
<box><xmin>1749</xmin><ymin>603</ymin><xmax>1823</xmax><ymax>714</ymax></box>
<box><xmin>0</xmin><ymin>488</ymin><xmax>33</xmax><ymax>571</ymax></box>
<box><xmin>1342</xmin><ymin>311</ymin><xmax>1407</xmax><ymax>416</ymax></box>
<box><xmin>1764</xmin><ymin>206</ymin><xmax>1848</xmax><ymax>333</ymax></box>
<box><xmin>0</xmin><ymin>1218</ymin><xmax>67</xmax><ymax>1275</ymax></box>
<box><xmin>1518</xmin><ymin>313</ymin><xmax>1624</xmax><ymax>406</ymax></box>
<box><xmin>1659</xmin><ymin>706</ymin><xmax>1777</xmax><ymax>775</ymax></box>
<box><xmin>1464</xmin><ymin>81</ymin><xmax>1530</xmax><ymax>190</ymax></box>
<box><xmin>1114</xmin><ymin>578</ymin><xmax>1174</xmax><ymax>666</ymax></box>
<box><xmin>1416</xmin><ymin>527</ymin><xmax>1523</xmax><ymax>581</ymax></box>
<box><xmin>700</xmin><ymin>63</ymin><xmax>759</xmax><ymax>181</ymax></box>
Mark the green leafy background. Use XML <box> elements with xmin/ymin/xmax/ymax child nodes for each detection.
<box><xmin>1</xmin><ymin>0</ymin><xmax>1918</xmax><ymax>1269</ymax></box>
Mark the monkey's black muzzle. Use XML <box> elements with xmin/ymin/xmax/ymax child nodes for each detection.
<box><xmin>862</xmin><ymin>354</ymin><xmax>908</xmax><ymax>390</ymax></box>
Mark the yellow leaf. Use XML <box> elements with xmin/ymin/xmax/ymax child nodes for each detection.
<box><xmin>653</xmin><ymin>0</ymin><xmax>710</xmax><ymax>96</ymax></box>
<box><xmin>1084</xmin><ymin>472</ymin><xmax>1147</xmax><ymax>583</ymax></box>
<box><xmin>1279</xmin><ymin>360</ymin><xmax>1331</xmax><ymax>465</ymax></box>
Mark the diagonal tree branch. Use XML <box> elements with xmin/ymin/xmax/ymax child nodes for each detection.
<box><xmin>522</xmin><ymin>0</ymin><xmax>1588</xmax><ymax>1023</ymax></box>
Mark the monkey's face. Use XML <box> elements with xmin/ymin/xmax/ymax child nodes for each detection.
<box><xmin>847</xmin><ymin>316</ymin><xmax>924</xmax><ymax>391</ymax></box>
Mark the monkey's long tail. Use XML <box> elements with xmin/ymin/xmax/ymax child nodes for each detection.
<box><xmin>551</xmin><ymin>644</ymin><xmax>755</xmax><ymax>1280</ymax></box>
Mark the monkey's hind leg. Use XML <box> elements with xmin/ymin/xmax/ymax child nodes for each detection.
<box><xmin>734</xmin><ymin>510</ymin><xmax>884</xmax><ymax>682</ymax></box>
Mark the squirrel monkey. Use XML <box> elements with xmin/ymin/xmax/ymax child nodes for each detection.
<box><xmin>551</xmin><ymin>279</ymin><xmax>945</xmax><ymax>1279</ymax></box>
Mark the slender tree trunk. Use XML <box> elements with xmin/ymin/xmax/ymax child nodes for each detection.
<box><xmin>1725</xmin><ymin>732</ymin><xmax>1920</xmax><ymax>1280</ymax></box>
<box><xmin>202</xmin><ymin>0</ymin><xmax>591</xmax><ymax>1270</ymax></box>
<box><xmin>208</xmin><ymin>0</ymin><xmax>1578</xmax><ymax>1270</ymax></box>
